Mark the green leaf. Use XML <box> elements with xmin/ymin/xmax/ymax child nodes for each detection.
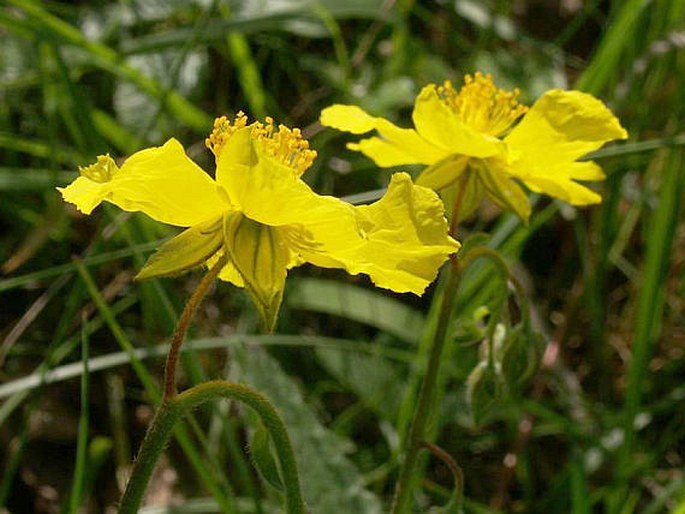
<box><xmin>250</xmin><ymin>420</ymin><xmax>284</xmax><ymax>491</ymax></box>
<box><xmin>136</xmin><ymin>217</ymin><xmax>223</xmax><ymax>280</ymax></box>
<box><xmin>232</xmin><ymin>344</ymin><xmax>383</xmax><ymax>513</ymax></box>
<box><xmin>287</xmin><ymin>278</ymin><xmax>425</xmax><ymax>345</ymax></box>
<box><xmin>315</xmin><ymin>346</ymin><xmax>406</xmax><ymax>420</ymax></box>
<box><xmin>466</xmin><ymin>361</ymin><xmax>504</xmax><ymax>426</ymax></box>
<box><xmin>500</xmin><ymin>326</ymin><xmax>542</xmax><ymax>389</ymax></box>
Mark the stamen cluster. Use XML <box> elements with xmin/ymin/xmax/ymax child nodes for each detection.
<box><xmin>206</xmin><ymin>113</ymin><xmax>316</xmax><ymax>176</ymax></box>
<box><xmin>438</xmin><ymin>72</ymin><xmax>528</xmax><ymax>136</ymax></box>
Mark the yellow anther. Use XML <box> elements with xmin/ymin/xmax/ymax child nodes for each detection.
<box><xmin>251</xmin><ymin>120</ymin><xmax>317</xmax><ymax>177</ymax></box>
<box><xmin>205</xmin><ymin>112</ymin><xmax>249</xmax><ymax>157</ymax></box>
<box><xmin>79</xmin><ymin>154</ymin><xmax>119</xmax><ymax>183</ymax></box>
<box><xmin>438</xmin><ymin>72</ymin><xmax>528</xmax><ymax>136</ymax></box>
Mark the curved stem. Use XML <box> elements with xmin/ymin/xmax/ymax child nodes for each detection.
<box><xmin>119</xmin><ymin>380</ymin><xmax>306</xmax><ymax>514</ymax></box>
<box><xmin>460</xmin><ymin>246</ymin><xmax>530</xmax><ymax>328</ymax></box>
<box><xmin>390</xmin><ymin>261</ymin><xmax>461</xmax><ymax>514</ymax></box>
<box><xmin>420</xmin><ymin>441</ymin><xmax>464</xmax><ymax>512</ymax></box>
<box><xmin>163</xmin><ymin>255</ymin><xmax>228</xmax><ymax>402</ymax></box>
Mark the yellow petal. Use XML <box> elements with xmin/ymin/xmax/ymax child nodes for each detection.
<box><xmin>112</xmin><ymin>139</ymin><xmax>227</xmax><ymax>226</ymax></box>
<box><xmin>223</xmin><ymin>212</ymin><xmax>289</xmax><ymax>331</ymax></box>
<box><xmin>214</xmin><ymin>127</ymin><xmax>255</xmax><ymax>212</ymax></box>
<box><xmin>412</xmin><ymin>84</ymin><xmax>505</xmax><ymax>159</ymax></box>
<box><xmin>524</xmin><ymin>176</ymin><xmax>602</xmax><ymax>205</ymax></box>
<box><xmin>216</xmin><ymin>127</ymin><xmax>347</xmax><ymax>227</ymax></box>
<box><xmin>218</xmin><ymin>262</ymin><xmax>246</xmax><ymax>286</ymax></box>
<box><xmin>58</xmin><ymin>175</ymin><xmax>111</xmax><ymax>215</ymax></box>
<box><xmin>320</xmin><ymin>104</ymin><xmax>380</xmax><ymax>134</ymax></box>
<box><xmin>355</xmin><ymin>173</ymin><xmax>460</xmax><ymax>294</ymax></box>
<box><xmin>321</xmin><ymin>104</ymin><xmax>450</xmax><ymax>166</ymax></box>
<box><xmin>504</xmin><ymin>89</ymin><xmax>627</xmax><ymax>204</ymax></box>
<box><xmin>278</xmin><ymin>199</ymin><xmax>368</xmax><ymax>271</ymax></box>
<box><xmin>61</xmin><ymin>139</ymin><xmax>227</xmax><ymax>227</ymax></box>
<box><xmin>206</xmin><ymin>251</ymin><xmax>245</xmax><ymax>287</ymax></box>
<box><xmin>562</xmin><ymin>161</ymin><xmax>606</xmax><ymax>181</ymax></box>
<box><xmin>135</xmin><ymin>216</ymin><xmax>224</xmax><ymax>280</ymax></box>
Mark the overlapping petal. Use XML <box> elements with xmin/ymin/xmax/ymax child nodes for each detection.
<box><xmin>504</xmin><ymin>89</ymin><xmax>627</xmax><ymax>204</ymax></box>
<box><xmin>217</xmin><ymin>127</ymin><xmax>358</xmax><ymax>227</ymax></box>
<box><xmin>412</xmin><ymin>85</ymin><xmax>504</xmax><ymax>158</ymax></box>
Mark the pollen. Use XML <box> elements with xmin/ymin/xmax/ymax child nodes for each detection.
<box><xmin>205</xmin><ymin>112</ymin><xmax>250</xmax><ymax>157</ymax></box>
<box><xmin>79</xmin><ymin>154</ymin><xmax>119</xmax><ymax>183</ymax></box>
<box><xmin>251</xmin><ymin>117</ymin><xmax>317</xmax><ymax>176</ymax></box>
<box><xmin>438</xmin><ymin>72</ymin><xmax>528</xmax><ymax>136</ymax></box>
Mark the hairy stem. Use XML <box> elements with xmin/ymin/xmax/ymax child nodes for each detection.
<box><xmin>119</xmin><ymin>380</ymin><xmax>306</xmax><ymax>514</ymax></box>
<box><xmin>163</xmin><ymin>255</ymin><xmax>228</xmax><ymax>402</ymax></box>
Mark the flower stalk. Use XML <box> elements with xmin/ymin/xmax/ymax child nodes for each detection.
<box><xmin>119</xmin><ymin>380</ymin><xmax>306</xmax><ymax>514</ymax></box>
<box><xmin>162</xmin><ymin>254</ymin><xmax>228</xmax><ymax>402</ymax></box>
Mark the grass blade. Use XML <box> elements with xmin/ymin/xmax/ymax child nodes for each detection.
<box><xmin>65</xmin><ymin>317</ymin><xmax>90</xmax><ymax>514</ymax></box>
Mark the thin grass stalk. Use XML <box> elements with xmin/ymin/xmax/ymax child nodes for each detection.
<box><xmin>67</xmin><ymin>317</ymin><xmax>90</xmax><ymax>513</ymax></box>
<box><xmin>391</xmin><ymin>261</ymin><xmax>461</xmax><ymax>514</ymax></box>
<box><xmin>612</xmin><ymin>148</ymin><xmax>684</xmax><ymax>511</ymax></box>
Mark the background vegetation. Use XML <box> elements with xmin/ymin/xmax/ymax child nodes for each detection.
<box><xmin>1</xmin><ymin>0</ymin><xmax>684</xmax><ymax>512</ymax></box>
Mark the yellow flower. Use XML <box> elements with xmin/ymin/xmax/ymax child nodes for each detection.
<box><xmin>320</xmin><ymin>72</ymin><xmax>628</xmax><ymax>221</ymax></box>
<box><xmin>59</xmin><ymin>114</ymin><xmax>459</xmax><ymax>330</ymax></box>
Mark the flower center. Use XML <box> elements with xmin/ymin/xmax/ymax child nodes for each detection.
<box><xmin>206</xmin><ymin>113</ymin><xmax>316</xmax><ymax>176</ymax></box>
<box><xmin>79</xmin><ymin>154</ymin><xmax>119</xmax><ymax>183</ymax></box>
<box><xmin>438</xmin><ymin>72</ymin><xmax>528</xmax><ymax>137</ymax></box>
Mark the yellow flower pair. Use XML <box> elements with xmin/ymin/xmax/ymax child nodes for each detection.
<box><xmin>60</xmin><ymin>114</ymin><xmax>458</xmax><ymax>330</ymax></box>
<box><xmin>321</xmin><ymin>72</ymin><xmax>628</xmax><ymax>221</ymax></box>
<box><xmin>59</xmin><ymin>73</ymin><xmax>627</xmax><ymax>329</ymax></box>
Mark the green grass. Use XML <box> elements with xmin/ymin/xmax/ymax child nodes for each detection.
<box><xmin>1</xmin><ymin>0</ymin><xmax>685</xmax><ymax>512</ymax></box>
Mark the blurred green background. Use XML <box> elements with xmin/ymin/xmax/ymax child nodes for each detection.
<box><xmin>1</xmin><ymin>0</ymin><xmax>685</xmax><ymax>512</ymax></box>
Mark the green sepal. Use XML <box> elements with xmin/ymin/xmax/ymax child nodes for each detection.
<box><xmin>135</xmin><ymin>216</ymin><xmax>223</xmax><ymax>280</ymax></box>
<box><xmin>250</xmin><ymin>419</ymin><xmax>285</xmax><ymax>491</ymax></box>
<box><xmin>441</xmin><ymin>169</ymin><xmax>485</xmax><ymax>222</ymax></box>
<box><xmin>416</xmin><ymin>155</ymin><xmax>469</xmax><ymax>192</ymax></box>
<box><xmin>475</xmin><ymin>162</ymin><xmax>531</xmax><ymax>223</ymax></box>
<box><xmin>223</xmin><ymin>212</ymin><xmax>288</xmax><ymax>332</ymax></box>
